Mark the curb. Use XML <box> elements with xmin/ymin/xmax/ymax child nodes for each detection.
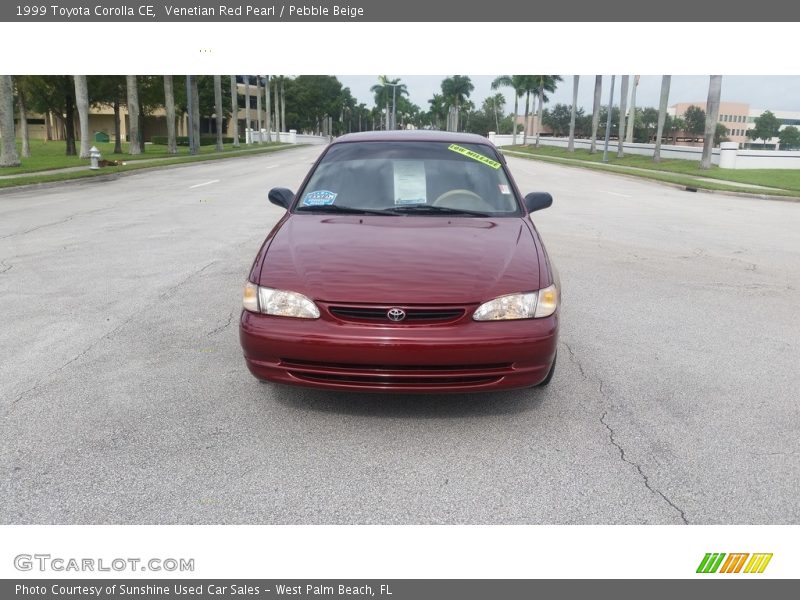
<box><xmin>0</xmin><ymin>144</ymin><xmax>307</xmax><ymax>196</ymax></box>
<box><xmin>501</xmin><ymin>149</ymin><xmax>800</xmax><ymax>204</ymax></box>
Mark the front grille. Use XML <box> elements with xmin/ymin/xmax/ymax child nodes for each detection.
<box><xmin>280</xmin><ymin>359</ymin><xmax>513</xmax><ymax>389</ymax></box>
<box><xmin>328</xmin><ymin>305</ymin><xmax>466</xmax><ymax>323</ymax></box>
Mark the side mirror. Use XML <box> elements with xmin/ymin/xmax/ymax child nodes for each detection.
<box><xmin>523</xmin><ymin>192</ymin><xmax>553</xmax><ymax>213</ymax></box>
<box><xmin>268</xmin><ymin>187</ymin><xmax>294</xmax><ymax>209</ymax></box>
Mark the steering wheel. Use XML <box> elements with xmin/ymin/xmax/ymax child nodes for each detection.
<box><xmin>432</xmin><ymin>189</ymin><xmax>494</xmax><ymax>212</ymax></box>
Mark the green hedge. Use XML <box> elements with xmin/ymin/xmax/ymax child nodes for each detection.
<box><xmin>150</xmin><ymin>136</ymin><xmax>234</xmax><ymax>146</ymax></box>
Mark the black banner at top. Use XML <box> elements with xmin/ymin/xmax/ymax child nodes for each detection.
<box><xmin>0</xmin><ymin>0</ymin><xmax>796</xmax><ymax>22</ymax></box>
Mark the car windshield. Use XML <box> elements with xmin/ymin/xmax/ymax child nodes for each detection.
<box><xmin>294</xmin><ymin>141</ymin><xmax>521</xmax><ymax>216</ymax></box>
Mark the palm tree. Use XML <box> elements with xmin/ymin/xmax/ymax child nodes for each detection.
<box><xmin>568</xmin><ymin>75</ymin><xmax>579</xmax><ymax>152</ymax></box>
<box><xmin>230</xmin><ymin>75</ymin><xmax>240</xmax><ymax>146</ymax></box>
<box><xmin>427</xmin><ymin>94</ymin><xmax>447</xmax><ymax>130</ymax></box>
<box><xmin>214</xmin><ymin>75</ymin><xmax>224</xmax><ymax>151</ymax></box>
<box><xmin>163</xmin><ymin>75</ymin><xmax>177</xmax><ymax>154</ymax></box>
<box><xmin>263</xmin><ymin>75</ymin><xmax>271</xmax><ymax>142</ymax></box>
<box><xmin>701</xmin><ymin>76</ymin><xmax>723</xmax><ymax>170</ymax></box>
<box><xmin>126</xmin><ymin>75</ymin><xmax>141</xmax><ymax>155</ymax></box>
<box><xmin>617</xmin><ymin>75</ymin><xmax>629</xmax><ymax>158</ymax></box>
<box><xmin>532</xmin><ymin>75</ymin><xmax>563</xmax><ymax>147</ymax></box>
<box><xmin>371</xmin><ymin>76</ymin><xmax>408</xmax><ymax>130</ymax></box>
<box><xmin>491</xmin><ymin>76</ymin><xmax>523</xmax><ymax>144</ymax></box>
<box><xmin>653</xmin><ymin>75</ymin><xmax>671</xmax><ymax>163</ymax></box>
<box><xmin>280</xmin><ymin>77</ymin><xmax>286</xmax><ymax>134</ymax></box>
<box><xmin>486</xmin><ymin>92</ymin><xmax>505</xmax><ymax>132</ymax></box>
<box><xmin>273</xmin><ymin>76</ymin><xmax>282</xmax><ymax>133</ymax></box>
<box><xmin>441</xmin><ymin>75</ymin><xmax>474</xmax><ymax>132</ymax></box>
<box><xmin>0</xmin><ymin>75</ymin><xmax>20</xmax><ymax>167</ymax></box>
<box><xmin>190</xmin><ymin>75</ymin><xmax>200</xmax><ymax>154</ymax></box>
<box><xmin>73</xmin><ymin>76</ymin><xmax>90</xmax><ymax>158</ymax></box>
<box><xmin>15</xmin><ymin>77</ymin><xmax>31</xmax><ymax>158</ymax></box>
<box><xmin>244</xmin><ymin>76</ymin><xmax>251</xmax><ymax>142</ymax></box>
<box><xmin>589</xmin><ymin>76</ymin><xmax>602</xmax><ymax>153</ymax></box>
<box><xmin>520</xmin><ymin>76</ymin><xmax>536</xmax><ymax>145</ymax></box>
<box><xmin>626</xmin><ymin>75</ymin><xmax>639</xmax><ymax>143</ymax></box>
<box><xmin>255</xmin><ymin>76</ymin><xmax>262</xmax><ymax>143</ymax></box>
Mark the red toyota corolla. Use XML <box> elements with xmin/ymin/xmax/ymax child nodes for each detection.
<box><xmin>239</xmin><ymin>131</ymin><xmax>560</xmax><ymax>393</ymax></box>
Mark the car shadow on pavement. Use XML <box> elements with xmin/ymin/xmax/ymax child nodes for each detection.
<box><xmin>265</xmin><ymin>382</ymin><xmax>547</xmax><ymax>419</ymax></box>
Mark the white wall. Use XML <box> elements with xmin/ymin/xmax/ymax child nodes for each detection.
<box><xmin>246</xmin><ymin>129</ymin><xmax>329</xmax><ymax>145</ymax></box>
<box><xmin>488</xmin><ymin>134</ymin><xmax>800</xmax><ymax>170</ymax></box>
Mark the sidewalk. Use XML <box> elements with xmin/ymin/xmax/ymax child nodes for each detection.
<box><xmin>0</xmin><ymin>143</ymin><xmax>300</xmax><ymax>181</ymax></box>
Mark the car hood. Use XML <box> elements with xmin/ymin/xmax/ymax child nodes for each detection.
<box><xmin>258</xmin><ymin>215</ymin><xmax>540</xmax><ymax>304</ymax></box>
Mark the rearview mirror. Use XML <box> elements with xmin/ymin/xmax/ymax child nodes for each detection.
<box><xmin>523</xmin><ymin>192</ymin><xmax>553</xmax><ymax>213</ymax></box>
<box><xmin>268</xmin><ymin>187</ymin><xmax>294</xmax><ymax>209</ymax></box>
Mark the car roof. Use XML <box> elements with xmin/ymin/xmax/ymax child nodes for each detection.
<box><xmin>332</xmin><ymin>130</ymin><xmax>496</xmax><ymax>147</ymax></box>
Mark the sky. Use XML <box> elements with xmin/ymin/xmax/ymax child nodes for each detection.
<box><xmin>337</xmin><ymin>75</ymin><xmax>800</xmax><ymax>114</ymax></box>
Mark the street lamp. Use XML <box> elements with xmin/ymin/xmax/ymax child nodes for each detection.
<box><xmin>384</xmin><ymin>81</ymin><xmax>402</xmax><ymax>130</ymax></box>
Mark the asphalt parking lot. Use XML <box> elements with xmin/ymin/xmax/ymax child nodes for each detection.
<box><xmin>1</xmin><ymin>145</ymin><xmax>798</xmax><ymax>524</ymax></box>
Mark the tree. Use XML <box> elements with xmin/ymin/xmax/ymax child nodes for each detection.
<box><xmin>491</xmin><ymin>75</ymin><xmax>524</xmax><ymax>144</ymax></box>
<box><xmin>714</xmin><ymin>123</ymin><xmax>729</xmax><ymax>145</ymax></box>
<box><xmin>14</xmin><ymin>77</ymin><xmax>31</xmax><ymax>158</ymax></box>
<box><xmin>213</xmin><ymin>75</ymin><xmax>223</xmax><ymax>150</ymax></box>
<box><xmin>639</xmin><ymin>107</ymin><xmax>659</xmax><ymax>142</ymax></box>
<box><xmin>701</xmin><ymin>75</ymin><xmax>722</xmax><ymax>169</ymax></box>
<box><xmin>684</xmin><ymin>105</ymin><xmax>706</xmax><ymax>141</ymax></box>
<box><xmin>778</xmin><ymin>125</ymin><xmax>800</xmax><ymax>150</ymax></box>
<box><xmin>126</xmin><ymin>75</ymin><xmax>141</xmax><ymax>155</ymax></box>
<box><xmin>654</xmin><ymin>75</ymin><xmax>671</xmax><ymax>163</ymax></box>
<box><xmin>532</xmin><ymin>75</ymin><xmax>562</xmax><ymax>147</ymax></box>
<box><xmin>441</xmin><ymin>75</ymin><xmax>473</xmax><ymax>132</ymax></box>
<box><xmin>283</xmin><ymin>76</ymin><xmax>353</xmax><ymax>133</ymax></box>
<box><xmin>590</xmin><ymin>75</ymin><xmax>602</xmax><ymax>153</ymax></box>
<box><xmin>87</xmin><ymin>75</ymin><xmax>125</xmax><ymax>154</ymax></box>
<box><xmin>22</xmin><ymin>76</ymin><xmax>78</xmax><ymax>154</ymax></box>
<box><xmin>617</xmin><ymin>75</ymin><xmax>629</xmax><ymax>158</ymax></box>
<box><xmin>543</xmin><ymin>104</ymin><xmax>578</xmax><ymax>137</ymax></box>
<box><xmin>263</xmin><ymin>75</ymin><xmax>271</xmax><ymax>142</ymax></box>
<box><xmin>371</xmin><ymin>76</ymin><xmax>408</xmax><ymax>131</ymax></box>
<box><xmin>427</xmin><ymin>93</ymin><xmax>447</xmax><ymax>130</ymax></box>
<box><xmin>568</xmin><ymin>75</ymin><xmax>579</xmax><ymax>151</ymax></box>
<box><xmin>626</xmin><ymin>75</ymin><xmax>639</xmax><ymax>143</ymax></box>
<box><xmin>73</xmin><ymin>76</ymin><xmax>90</xmax><ymax>158</ymax></box>
<box><xmin>163</xmin><ymin>76</ymin><xmax>177</xmax><ymax>154</ymax></box>
<box><xmin>230</xmin><ymin>75</ymin><xmax>240</xmax><ymax>146</ymax></box>
<box><xmin>748</xmin><ymin>110</ymin><xmax>781</xmax><ymax>149</ymax></box>
<box><xmin>0</xmin><ymin>75</ymin><xmax>20</xmax><ymax>167</ymax></box>
<box><xmin>244</xmin><ymin>75</ymin><xmax>251</xmax><ymax>141</ymax></box>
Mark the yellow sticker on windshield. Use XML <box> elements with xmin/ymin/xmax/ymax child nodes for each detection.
<box><xmin>447</xmin><ymin>144</ymin><xmax>501</xmax><ymax>169</ymax></box>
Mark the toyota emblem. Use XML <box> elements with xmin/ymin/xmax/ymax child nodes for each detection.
<box><xmin>387</xmin><ymin>308</ymin><xmax>406</xmax><ymax>322</ymax></box>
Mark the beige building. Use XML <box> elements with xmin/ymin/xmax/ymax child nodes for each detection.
<box><xmin>669</xmin><ymin>101</ymin><xmax>800</xmax><ymax>149</ymax></box>
<box><xmin>19</xmin><ymin>81</ymin><xmax>273</xmax><ymax>144</ymax></box>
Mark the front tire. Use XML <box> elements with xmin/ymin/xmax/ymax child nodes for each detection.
<box><xmin>536</xmin><ymin>352</ymin><xmax>557</xmax><ymax>387</ymax></box>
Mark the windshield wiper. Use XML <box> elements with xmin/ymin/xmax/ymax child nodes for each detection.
<box><xmin>295</xmin><ymin>204</ymin><xmax>393</xmax><ymax>216</ymax></box>
<box><xmin>385</xmin><ymin>204</ymin><xmax>492</xmax><ymax>217</ymax></box>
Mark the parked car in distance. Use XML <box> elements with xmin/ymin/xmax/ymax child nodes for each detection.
<box><xmin>240</xmin><ymin>130</ymin><xmax>559</xmax><ymax>393</ymax></box>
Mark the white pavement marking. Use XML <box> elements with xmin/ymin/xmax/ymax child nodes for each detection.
<box><xmin>189</xmin><ymin>179</ymin><xmax>221</xmax><ymax>189</ymax></box>
<box><xmin>603</xmin><ymin>190</ymin><xmax>632</xmax><ymax>198</ymax></box>
<box><xmin>266</xmin><ymin>165</ymin><xmax>280</xmax><ymax>169</ymax></box>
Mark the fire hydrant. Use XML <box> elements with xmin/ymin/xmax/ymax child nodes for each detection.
<box><xmin>89</xmin><ymin>146</ymin><xmax>101</xmax><ymax>170</ymax></box>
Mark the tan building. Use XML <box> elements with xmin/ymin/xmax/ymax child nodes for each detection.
<box><xmin>669</xmin><ymin>101</ymin><xmax>800</xmax><ymax>148</ymax></box>
<box><xmin>19</xmin><ymin>80</ymin><xmax>273</xmax><ymax>144</ymax></box>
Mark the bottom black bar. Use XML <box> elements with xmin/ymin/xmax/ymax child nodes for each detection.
<box><xmin>3</xmin><ymin>580</ymin><xmax>799</xmax><ymax>600</ymax></box>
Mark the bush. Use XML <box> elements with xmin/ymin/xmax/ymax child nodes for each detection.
<box><xmin>150</xmin><ymin>136</ymin><xmax>234</xmax><ymax>146</ymax></box>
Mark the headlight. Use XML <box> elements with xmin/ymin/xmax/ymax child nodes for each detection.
<box><xmin>242</xmin><ymin>281</ymin><xmax>320</xmax><ymax>319</ymax></box>
<box><xmin>473</xmin><ymin>284</ymin><xmax>558</xmax><ymax>321</ymax></box>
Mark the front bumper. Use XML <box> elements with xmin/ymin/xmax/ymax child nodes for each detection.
<box><xmin>239</xmin><ymin>310</ymin><xmax>558</xmax><ymax>393</ymax></box>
